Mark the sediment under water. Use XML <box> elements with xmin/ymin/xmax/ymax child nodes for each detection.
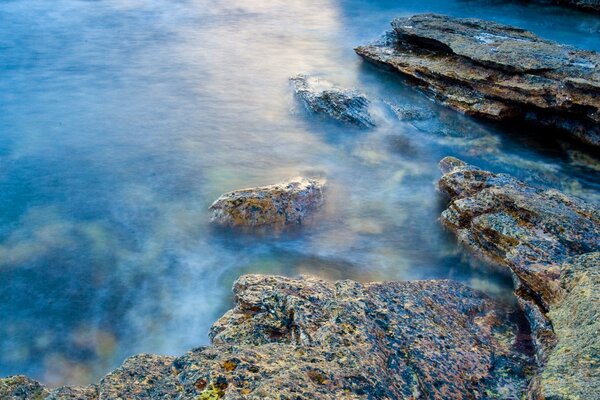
<box><xmin>0</xmin><ymin>0</ymin><xmax>599</xmax><ymax>386</ymax></box>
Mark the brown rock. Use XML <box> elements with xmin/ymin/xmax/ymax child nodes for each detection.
<box><xmin>356</xmin><ymin>14</ymin><xmax>600</xmax><ymax>146</ymax></box>
<box><xmin>209</xmin><ymin>177</ymin><xmax>325</xmax><ymax>227</ymax></box>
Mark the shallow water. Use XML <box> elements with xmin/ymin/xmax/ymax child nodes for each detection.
<box><xmin>1</xmin><ymin>0</ymin><xmax>599</xmax><ymax>386</ymax></box>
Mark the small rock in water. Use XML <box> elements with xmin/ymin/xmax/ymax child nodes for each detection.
<box><xmin>209</xmin><ymin>177</ymin><xmax>325</xmax><ymax>227</ymax></box>
<box><xmin>386</xmin><ymin>102</ymin><xmax>434</xmax><ymax>121</ymax></box>
<box><xmin>290</xmin><ymin>75</ymin><xmax>375</xmax><ymax>128</ymax></box>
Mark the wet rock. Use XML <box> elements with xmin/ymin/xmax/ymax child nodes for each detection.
<box><xmin>386</xmin><ymin>102</ymin><xmax>434</xmax><ymax>121</ymax></box>
<box><xmin>209</xmin><ymin>177</ymin><xmax>325</xmax><ymax>227</ymax></box>
<box><xmin>46</xmin><ymin>385</ymin><xmax>98</xmax><ymax>400</ymax></box>
<box><xmin>356</xmin><ymin>14</ymin><xmax>600</xmax><ymax>147</ymax></box>
<box><xmin>0</xmin><ymin>376</ymin><xmax>49</xmax><ymax>399</ymax></box>
<box><xmin>438</xmin><ymin>157</ymin><xmax>600</xmax><ymax>398</ymax></box>
<box><xmin>2</xmin><ymin>274</ymin><xmax>534</xmax><ymax>399</ymax></box>
<box><xmin>290</xmin><ymin>75</ymin><xmax>375</xmax><ymax>127</ymax></box>
<box><xmin>546</xmin><ymin>0</ymin><xmax>600</xmax><ymax>12</ymax></box>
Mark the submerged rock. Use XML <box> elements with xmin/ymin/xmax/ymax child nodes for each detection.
<box><xmin>356</xmin><ymin>14</ymin><xmax>600</xmax><ymax>147</ymax></box>
<box><xmin>0</xmin><ymin>274</ymin><xmax>534</xmax><ymax>399</ymax></box>
<box><xmin>290</xmin><ymin>75</ymin><xmax>375</xmax><ymax>127</ymax></box>
<box><xmin>209</xmin><ymin>177</ymin><xmax>325</xmax><ymax>227</ymax></box>
<box><xmin>438</xmin><ymin>157</ymin><xmax>600</xmax><ymax>398</ymax></box>
<box><xmin>386</xmin><ymin>101</ymin><xmax>434</xmax><ymax>121</ymax></box>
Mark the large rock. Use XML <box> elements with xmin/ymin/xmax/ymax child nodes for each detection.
<box><xmin>355</xmin><ymin>14</ymin><xmax>600</xmax><ymax>146</ymax></box>
<box><xmin>0</xmin><ymin>274</ymin><xmax>534</xmax><ymax>399</ymax></box>
<box><xmin>438</xmin><ymin>157</ymin><xmax>600</xmax><ymax>399</ymax></box>
<box><xmin>290</xmin><ymin>75</ymin><xmax>376</xmax><ymax>128</ymax></box>
<box><xmin>209</xmin><ymin>177</ymin><xmax>325</xmax><ymax>227</ymax></box>
<box><xmin>547</xmin><ymin>0</ymin><xmax>600</xmax><ymax>12</ymax></box>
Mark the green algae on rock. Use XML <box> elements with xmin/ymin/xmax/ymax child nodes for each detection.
<box><xmin>355</xmin><ymin>14</ymin><xmax>600</xmax><ymax>147</ymax></box>
<box><xmin>0</xmin><ymin>274</ymin><xmax>534</xmax><ymax>399</ymax></box>
<box><xmin>438</xmin><ymin>157</ymin><xmax>600</xmax><ymax>399</ymax></box>
<box><xmin>209</xmin><ymin>177</ymin><xmax>325</xmax><ymax>227</ymax></box>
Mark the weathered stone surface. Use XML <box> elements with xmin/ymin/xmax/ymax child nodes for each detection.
<box><xmin>0</xmin><ymin>376</ymin><xmax>49</xmax><ymax>399</ymax></box>
<box><xmin>535</xmin><ymin>253</ymin><xmax>600</xmax><ymax>400</ymax></box>
<box><xmin>46</xmin><ymin>385</ymin><xmax>98</xmax><ymax>400</ymax></box>
<box><xmin>290</xmin><ymin>75</ymin><xmax>375</xmax><ymax>127</ymax></box>
<box><xmin>209</xmin><ymin>177</ymin><xmax>325</xmax><ymax>227</ymax></box>
<box><xmin>1</xmin><ymin>274</ymin><xmax>534</xmax><ymax>399</ymax></box>
<box><xmin>547</xmin><ymin>0</ymin><xmax>600</xmax><ymax>12</ymax></box>
<box><xmin>438</xmin><ymin>157</ymin><xmax>600</xmax><ymax>399</ymax></box>
<box><xmin>356</xmin><ymin>14</ymin><xmax>600</xmax><ymax>146</ymax></box>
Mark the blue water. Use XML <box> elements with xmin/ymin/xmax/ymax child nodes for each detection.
<box><xmin>0</xmin><ymin>0</ymin><xmax>598</xmax><ymax>386</ymax></box>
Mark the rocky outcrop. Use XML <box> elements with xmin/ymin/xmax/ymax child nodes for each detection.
<box><xmin>209</xmin><ymin>177</ymin><xmax>325</xmax><ymax>227</ymax></box>
<box><xmin>546</xmin><ymin>0</ymin><xmax>600</xmax><ymax>12</ymax></box>
<box><xmin>290</xmin><ymin>75</ymin><xmax>375</xmax><ymax>128</ymax></box>
<box><xmin>438</xmin><ymin>157</ymin><xmax>599</xmax><ymax>399</ymax></box>
<box><xmin>0</xmin><ymin>274</ymin><xmax>535</xmax><ymax>399</ymax></box>
<box><xmin>355</xmin><ymin>14</ymin><xmax>600</xmax><ymax>147</ymax></box>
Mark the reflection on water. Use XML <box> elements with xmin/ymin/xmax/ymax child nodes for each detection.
<box><xmin>0</xmin><ymin>0</ymin><xmax>599</xmax><ymax>386</ymax></box>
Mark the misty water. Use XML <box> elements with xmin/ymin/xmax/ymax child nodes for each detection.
<box><xmin>1</xmin><ymin>0</ymin><xmax>599</xmax><ymax>387</ymax></box>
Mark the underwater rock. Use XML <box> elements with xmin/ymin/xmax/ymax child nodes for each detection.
<box><xmin>0</xmin><ymin>274</ymin><xmax>534</xmax><ymax>399</ymax></box>
<box><xmin>386</xmin><ymin>102</ymin><xmax>434</xmax><ymax>121</ymax></box>
<box><xmin>356</xmin><ymin>14</ymin><xmax>600</xmax><ymax>147</ymax></box>
<box><xmin>438</xmin><ymin>157</ymin><xmax>600</xmax><ymax>398</ymax></box>
<box><xmin>209</xmin><ymin>177</ymin><xmax>325</xmax><ymax>227</ymax></box>
<box><xmin>290</xmin><ymin>75</ymin><xmax>375</xmax><ymax>127</ymax></box>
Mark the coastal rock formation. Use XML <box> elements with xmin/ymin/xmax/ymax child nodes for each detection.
<box><xmin>209</xmin><ymin>177</ymin><xmax>325</xmax><ymax>227</ymax></box>
<box><xmin>355</xmin><ymin>14</ymin><xmax>600</xmax><ymax>146</ymax></box>
<box><xmin>438</xmin><ymin>157</ymin><xmax>599</xmax><ymax>399</ymax></box>
<box><xmin>0</xmin><ymin>274</ymin><xmax>534</xmax><ymax>399</ymax></box>
<box><xmin>547</xmin><ymin>0</ymin><xmax>600</xmax><ymax>12</ymax></box>
<box><xmin>290</xmin><ymin>75</ymin><xmax>375</xmax><ymax>128</ymax></box>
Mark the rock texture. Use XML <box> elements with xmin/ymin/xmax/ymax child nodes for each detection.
<box><xmin>290</xmin><ymin>75</ymin><xmax>375</xmax><ymax>128</ymax></box>
<box><xmin>356</xmin><ymin>14</ymin><xmax>600</xmax><ymax>146</ymax></box>
<box><xmin>0</xmin><ymin>274</ymin><xmax>534</xmax><ymax>399</ymax></box>
<box><xmin>547</xmin><ymin>0</ymin><xmax>600</xmax><ymax>12</ymax></box>
<box><xmin>438</xmin><ymin>157</ymin><xmax>599</xmax><ymax>399</ymax></box>
<box><xmin>209</xmin><ymin>177</ymin><xmax>325</xmax><ymax>227</ymax></box>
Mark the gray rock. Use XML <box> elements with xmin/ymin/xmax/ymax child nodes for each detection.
<box><xmin>356</xmin><ymin>14</ymin><xmax>600</xmax><ymax>147</ymax></box>
<box><xmin>290</xmin><ymin>75</ymin><xmax>375</xmax><ymax>128</ymax></box>
<box><xmin>209</xmin><ymin>177</ymin><xmax>325</xmax><ymax>227</ymax></box>
<box><xmin>438</xmin><ymin>157</ymin><xmax>600</xmax><ymax>399</ymax></box>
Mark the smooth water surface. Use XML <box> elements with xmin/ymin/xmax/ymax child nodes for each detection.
<box><xmin>1</xmin><ymin>0</ymin><xmax>599</xmax><ymax>386</ymax></box>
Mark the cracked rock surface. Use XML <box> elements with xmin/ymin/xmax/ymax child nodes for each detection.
<box><xmin>0</xmin><ymin>274</ymin><xmax>534</xmax><ymax>399</ymax></box>
<box><xmin>438</xmin><ymin>157</ymin><xmax>599</xmax><ymax>399</ymax></box>
<box><xmin>356</xmin><ymin>14</ymin><xmax>600</xmax><ymax>147</ymax></box>
<box><xmin>209</xmin><ymin>177</ymin><xmax>325</xmax><ymax>227</ymax></box>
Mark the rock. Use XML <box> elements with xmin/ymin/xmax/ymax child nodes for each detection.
<box><xmin>1</xmin><ymin>274</ymin><xmax>534</xmax><ymax>399</ymax></box>
<box><xmin>535</xmin><ymin>253</ymin><xmax>600</xmax><ymax>400</ymax></box>
<box><xmin>438</xmin><ymin>157</ymin><xmax>600</xmax><ymax>398</ymax></box>
<box><xmin>209</xmin><ymin>177</ymin><xmax>325</xmax><ymax>227</ymax></box>
<box><xmin>355</xmin><ymin>14</ymin><xmax>600</xmax><ymax>147</ymax></box>
<box><xmin>546</xmin><ymin>0</ymin><xmax>600</xmax><ymax>12</ymax></box>
<box><xmin>0</xmin><ymin>376</ymin><xmax>49</xmax><ymax>399</ymax></box>
<box><xmin>290</xmin><ymin>75</ymin><xmax>375</xmax><ymax>127</ymax></box>
<box><xmin>46</xmin><ymin>385</ymin><xmax>98</xmax><ymax>400</ymax></box>
<box><xmin>386</xmin><ymin>102</ymin><xmax>434</xmax><ymax>121</ymax></box>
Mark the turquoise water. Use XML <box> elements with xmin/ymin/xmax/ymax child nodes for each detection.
<box><xmin>1</xmin><ymin>0</ymin><xmax>599</xmax><ymax>386</ymax></box>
